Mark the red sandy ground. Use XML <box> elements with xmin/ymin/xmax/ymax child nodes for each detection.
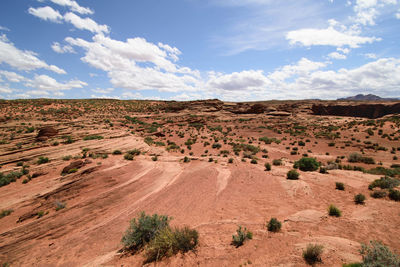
<box><xmin>0</xmin><ymin>99</ymin><xmax>399</xmax><ymax>266</ymax></box>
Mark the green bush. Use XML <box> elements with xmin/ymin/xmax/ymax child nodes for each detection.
<box><xmin>287</xmin><ymin>169</ymin><xmax>300</xmax><ymax>180</ymax></box>
<box><xmin>389</xmin><ymin>189</ymin><xmax>400</xmax><ymax>201</ymax></box>
<box><xmin>267</xmin><ymin>218</ymin><xmax>281</xmax><ymax>232</ymax></box>
<box><xmin>55</xmin><ymin>201</ymin><xmax>66</xmax><ymax>211</ymax></box>
<box><xmin>354</xmin><ymin>193</ymin><xmax>366</xmax><ymax>205</ymax></box>
<box><xmin>183</xmin><ymin>156</ymin><xmax>190</xmax><ymax>163</ymax></box>
<box><xmin>272</xmin><ymin>159</ymin><xmax>282</xmax><ymax>166</ymax></box>
<box><xmin>112</xmin><ymin>150</ymin><xmax>122</xmax><ymax>155</ymax></box>
<box><xmin>250</xmin><ymin>159</ymin><xmax>257</xmax><ymax>164</ymax></box>
<box><xmin>360</xmin><ymin>241</ymin><xmax>400</xmax><ymax>266</ymax></box>
<box><xmin>368</xmin><ymin>176</ymin><xmax>400</xmax><ymax>190</ymax></box>
<box><xmin>37</xmin><ymin>157</ymin><xmax>49</xmax><ymax>164</ymax></box>
<box><xmin>336</xmin><ymin>182</ymin><xmax>345</xmax><ymax>191</ymax></box>
<box><xmin>124</xmin><ymin>153</ymin><xmax>134</xmax><ymax>160</ymax></box>
<box><xmin>121</xmin><ymin>212</ymin><xmax>170</xmax><ymax>252</ymax></box>
<box><xmin>0</xmin><ymin>209</ymin><xmax>13</xmax><ymax>219</ymax></box>
<box><xmin>0</xmin><ymin>171</ymin><xmax>23</xmax><ymax>187</ymax></box>
<box><xmin>231</xmin><ymin>226</ymin><xmax>253</xmax><ymax>248</ymax></box>
<box><xmin>83</xmin><ymin>135</ymin><xmax>104</xmax><ymax>141</ymax></box>
<box><xmin>348</xmin><ymin>152</ymin><xmax>375</xmax><ymax>164</ymax></box>
<box><xmin>303</xmin><ymin>244</ymin><xmax>323</xmax><ymax>265</ymax></box>
<box><xmin>319</xmin><ymin>167</ymin><xmax>328</xmax><ymax>174</ymax></box>
<box><xmin>145</xmin><ymin>226</ymin><xmax>198</xmax><ymax>263</ymax></box>
<box><xmin>342</xmin><ymin>263</ymin><xmax>362</xmax><ymax>267</ymax></box>
<box><xmin>328</xmin><ymin>204</ymin><xmax>341</xmax><ymax>217</ymax></box>
<box><xmin>264</xmin><ymin>163</ymin><xmax>271</xmax><ymax>171</ymax></box>
<box><xmin>294</xmin><ymin>157</ymin><xmax>319</xmax><ymax>171</ymax></box>
<box><xmin>370</xmin><ymin>190</ymin><xmax>387</xmax><ymax>199</ymax></box>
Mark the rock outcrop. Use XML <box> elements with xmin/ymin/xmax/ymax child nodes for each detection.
<box><xmin>36</xmin><ymin>126</ymin><xmax>58</xmax><ymax>141</ymax></box>
<box><xmin>312</xmin><ymin>102</ymin><xmax>400</xmax><ymax>118</ymax></box>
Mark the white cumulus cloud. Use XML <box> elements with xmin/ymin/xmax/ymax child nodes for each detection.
<box><xmin>49</xmin><ymin>0</ymin><xmax>94</xmax><ymax>15</ymax></box>
<box><xmin>28</xmin><ymin>6</ymin><xmax>63</xmax><ymax>23</ymax></box>
<box><xmin>286</xmin><ymin>25</ymin><xmax>380</xmax><ymax>48</ymax></box>
<box><xmin>24</xmin><ymin>74</ymin><xmax>87</xmax><ymax>91</ymax></box>
<box><xmin>66</xmin><ymin>34</ymin><xmax>201</xmax><ymax>92</ymax></box>
<box><xmin>64</xmin><ymin>12</ymin><xmax>109</xmax><ymax>34</ymax></box>
<box><xmin>51</xmin><ymin>42</ymin><xmax>75</xmax><ymax>53</ymax></box>
<box><xmin>0</xmin><ymin>34</ymin><xmax>66</xmax><ymax>74</ymax></box>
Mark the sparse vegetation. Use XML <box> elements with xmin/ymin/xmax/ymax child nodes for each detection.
<box><xmin>303</xmin><ymin>244</ymin><xmax>323</xmax><ymax>265</ymax></box>
<box><xmin>231</xmin><ymin>226</ymin><xmax>252</xmax><ymax>248</ymax></box>
<box><xmin>354</xmin><ymin>193</ymin><xmax>366</xmax><ymax>204</ymax></box>
<box><xmin>328</xmin><ymin>204</ymin><xmax>341</xmax><ymax>217</ymax></box>
<box><xmin>336</xmin><ymin>182</ymin><xmax>345</xmax><ymax>191</ymax></box>
<box><xmin>360</xmin><ymin>241</ymin><xmax>400</xmax><ymax>266</ymax></box>
<box><xmin>294</xmin><ymin>157</ymin><xmax>319</xmax><ymax>171</ymax></box>
<box><xmin>267</xmin><ymin>218</ymin><xmax>281</xmax><ymax>232</ymax></box>
<box><xmin>0</xmin><ymin>209</ymin><xmax>13</xmax><ymax>219</ymax></box>
<box><xmin>121</xmin><ymin>212</ymin><xmax>170</xmax><ymax>252</ymax></box>
<box><xmin>287</xmin><ymin>169</ymin><xmax>300</xmax><ymax>180</ymax></box>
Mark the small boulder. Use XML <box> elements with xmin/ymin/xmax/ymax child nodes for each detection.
<box><xmin>36</xmin><ymin>126</ymin><xmax>58</xmax><ymax>141</ymax></box>
<box><xmin>61</xmin><ymin>160</ymin><xmax>85</xmax><ymax>174</ymax></box>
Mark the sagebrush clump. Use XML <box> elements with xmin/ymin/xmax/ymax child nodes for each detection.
<box><xmin>303</xmin><ymin>243</ymin><xmax>323</xmax><ymax>265</ymax></box>
<box><xmin>231</xmin><ymin>226</ymin><xmax>252</xmax><ymax>247</ymax></box>
<box><xmin>294</xmin><ymin>157</ymin><xmax>319</xmax><ymax>171</ymax></box>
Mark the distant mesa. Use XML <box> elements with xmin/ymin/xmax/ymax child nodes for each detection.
<box><xmin>338</xmin><ymin>94</ymin><xmax>399</xmax><ymax>101</ymax></box>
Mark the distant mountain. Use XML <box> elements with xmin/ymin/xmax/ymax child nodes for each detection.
<box><xmin>338</xmin><ymin>94</ymin><xmax>399</xmax><ymax>101</ymax></box>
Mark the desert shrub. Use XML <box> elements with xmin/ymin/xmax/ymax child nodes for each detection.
<box><xmin>328</xmin><ymin>204</ymin><xmax>341</xmax><ymax>217</ymax></box>
<box><xmin>264</xmin><ymin>163</ymin><xmax>271</xmax><ymax>171</ymax></box>
<box><xmin>360</xmin><ymin>241</ymin><xmax>400</xmax><ymax>267</ymax></box>
<box><xmin>354</xmin><ymin>193</ymin><xmax>366</xmax><ymax>204</ymax></box>
<box><xmin>144</xmin><ymin>137</ymin><xmax>154</xmax><ymax>145</ymax></box>
<box><xmin>348</xmin><ymin>152</ymin><xmax>375</xmax><ymax>164</ymax></box>
<box><xmin>151</xmin><ymin>156</ymin><xmax>158</xmax><ymax>161</ymax></box>
<box><xmin>366</xmin><ymin>167</ymin><xmax>400</xmax><ymax>177</ymax></box>
<box><xmin>336</xmin><ymin>182</ymin><xmax>345</xmax><ymax>191</ymax></box>
<box><xmin>0</xmin><ymin>209</ymin><xmax>13</xmax><ymax>219</ymax></box>
<box><xmin>287</xmin><ymin>169</ymin><xmax>300</xmax><ymax>180</ymax></box>
<box><xmin>112</xmin><ymin>150</ymin><xmax>122</xmax><ymax>155</ymax></box>
<box><xmin>267</xmin><ymin>218</ymin><xmax>281</xmax><ymax>232</ymax></box>
<box><xmin>183</xmin><ymin>156</ymin><xmax>190</xmax><ymax>163</ymax></box>
<box><xmin>62</xmin><ymin>155</ymin><xmax>72</xmax><ymax>161</ymax></box>
<box><xmin>231</xmin><ymin>226</ymin><xmax>253</xmax><ymax>248</ymax></box>
<box><xmin>55</xmin><ymin>201</ymin><xmax>66</xmax><ymax>211</ymax></box>
<box><xmin>212</xmin><ymin>143</ymin><xmax>222</xmax><ymax>149</ymax></box>
<box><xmin>370</xmin><ymin>190</ymin><xmax>387</xmax><ymax>199</ymax></box>
<box><xmin>303</xmin><ymin>244</ymin><xmax>323</xmax><ymax>265</ymax></box>
<box><xmin>127</xmin><ymin>149</ymin><xmax>141</xmax><ymax>156</ymax></box>
<box><xmin>121</xmin><ymin>212</ymin><xmax>170</xmax><ymax>252</ymax></box>
<box><xmin>145</xmin><ymin>226</ymin><xmax>198</xmax><ymax>263</ymax></box>
<box><xmin>228</xmin><ymin>158</ymin><xmax>234</xmax><ymax>164</ymax></box>
<box><xmin>272</xmin><ymin>159</ymin><xmax>282</xmax><ymax>166</ymax></box>
<box><xmin>343</xmin><ymin>263</ymin><xmax>362</xmax><ymax>267</ymax></box>
<box><xmin>83</xmin><ymin>135</ymin><xmax>103</xmax><ymax>141</ymax></box>
<box><xmin>318</xmin><ymin>167</ymin><xmax>328</xmax><ymax>175</ymax></box>
<box><xmin>124</xmin><ymin>153</ymin><xmax>134</xmax><ymax>160</ymax></box>
<box><xmin>0</xmin><ymin>171</ymin><xmax>23</xmax><ymax>187</ymax></box>
<box><xmin>250</xmin><ymin>159</ymin><xmax>257</xmax><ymax>164</ymax></box>
<box><xmin>368</xmin><ymin>176</ymin><xmax>400</xmax><ymax>190</ymax></box>
<box><xmin>294</xmin><ymin>157</ymin><xmax>319</xmax><ymax>171</ymax></box>
<box><xmin>259</xmin><ymin>136</ymin><xmax>281</xmax><ymax>144</ymax></box>
<box><xmin>37</xmin><ymin>157</ymin><xmax>49</xmax><ymax>164</ymax></box>
<box><xmin>388</xmin><ymin>189</ymin><xmax>400</xmax><ymax>201</ymax></box>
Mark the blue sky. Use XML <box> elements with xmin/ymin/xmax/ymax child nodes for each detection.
<box><xmin>0</xmin><ymin>0</ymin><xmax>399</xmax><ymax>101</ymax></box>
